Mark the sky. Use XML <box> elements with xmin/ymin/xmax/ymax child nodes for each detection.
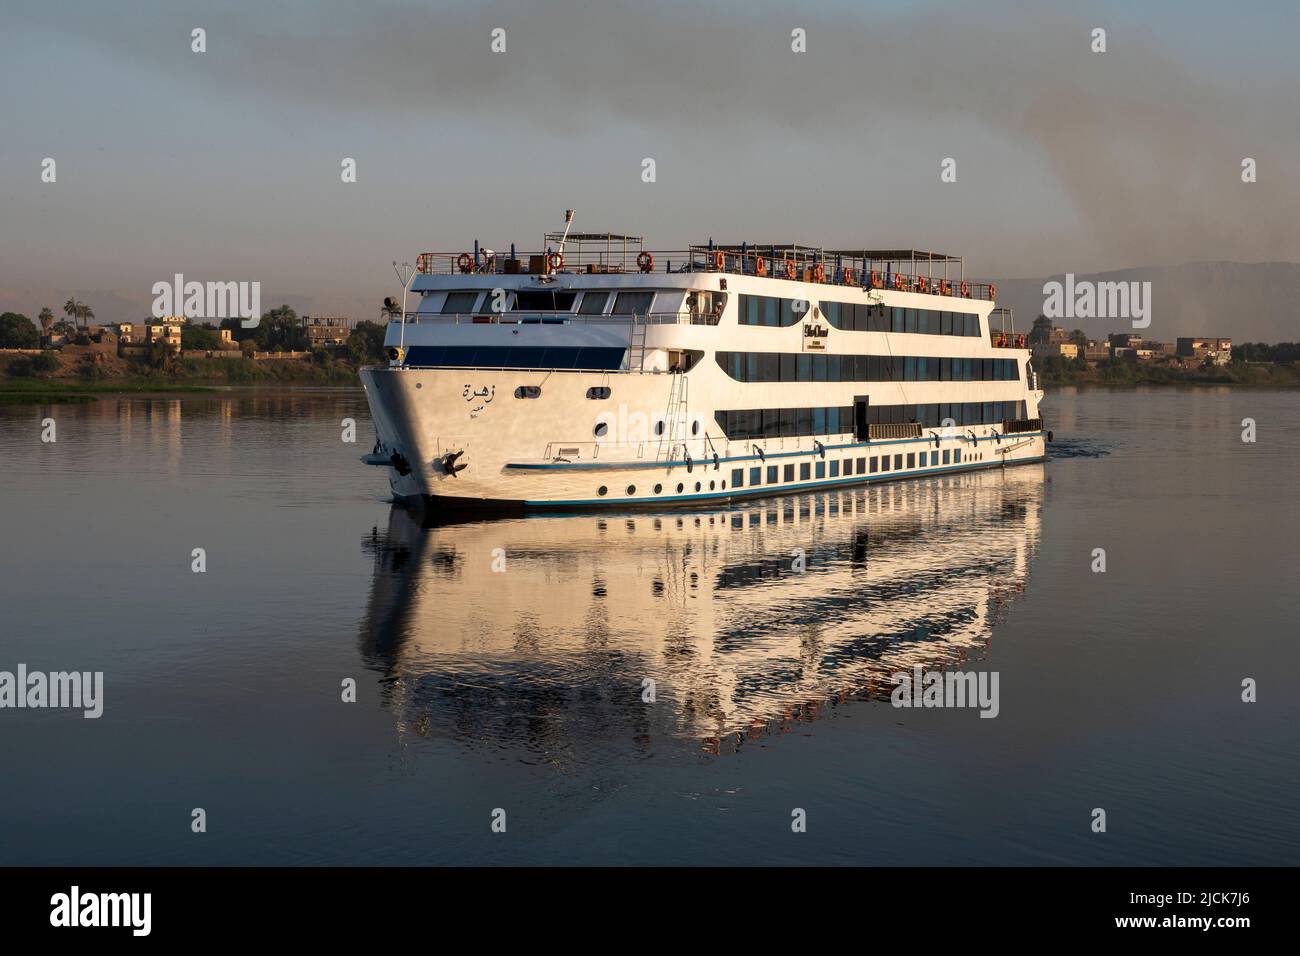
<box><xmin>2</xmin><ymin>0</ymin><xmax>1299</xmax><ymax>324</ymax></box>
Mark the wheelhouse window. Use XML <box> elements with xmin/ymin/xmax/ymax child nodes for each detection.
<box><xmin>513</xmin><ymin>290</ymin><xmax>577</xmax><ymax>311</ymax></box>
<box><xmin>578</xmin><ymin>291</ymin><xmax>611</xmax><ymax>315</ymax></box>
<box><xmin>611</xmin><ymin>291</ymin><xmax>656</xmax><ymax>316</ymax></box>
<box><xmin>441</xmin><ymin>291</ymin><xmax>480</xmax><ymax>314</ymax></box>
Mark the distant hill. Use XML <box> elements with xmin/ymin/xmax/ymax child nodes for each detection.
<box><xmin>991</xmin><ymin>262</ymin><xmax>1300</xmax><ymax>344</ymax></box>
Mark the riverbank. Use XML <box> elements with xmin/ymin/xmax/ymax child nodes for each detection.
<box><xmin>1038</xmin><ymin>361</ymin><xmax>1300</xmax><ymax>387</ymax></box>
<box><xmin>0</xmin><ymin>380</ymin><xmax>220</xmax><ymax>404</ymax></box>
<box><xmin>1</xmin><ymin>349</ymin><xmax>362</xmax><ymax>402</ymax></box>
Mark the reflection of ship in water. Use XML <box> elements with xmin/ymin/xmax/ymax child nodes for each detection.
<box><xmin>360</xmin><ymin>464</ymin><xmax>1043</xmax><ymax>758</ymax></box>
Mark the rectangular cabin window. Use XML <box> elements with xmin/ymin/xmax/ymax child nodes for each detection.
<box><xmin>578</xmin><ymin>291</ymin><xmax>611</xmax><ymax>315</ymax></box>
<box><xmin>954</xmin><ymin>449</ymin><xmax>961</xmax><ymax>463</ymax></box>
<box><xmin>784</xmin><ymin>464</ymin><xmax>795</xmax><ymax>482</ymax></box>
<box><xmin>870</xmin><ymin>456</ymin><xmax>879</xmax><ymax>473</ymax></box>
<box><xmin>732</xmin><ymin>468</ymin><xmax>745</xmax><ymax>488</ymax></box>
<box><xmin>829</xmin><ymin>460</ymin><xmax>839</xmax><ymax>478</ymax></box>
<box><xmin>857</xmin><ymin>457</ymin><xmax>867</xmax><ymax>473</ymax></box>
<box><xmin>514</xmin><ymin>290</ymin><xmax>577</xmax><ymax>311</ymax></box>
<box><xmin>800</xmin><ymin>463</ymin><xmax>811</xmax><ymax>481</ymax></box>
<box><xmin>943</xmin><ymin>450</ymin><xmax>950</xmax><ymax>465</ymax></box>
<box><xmin>767</xmin><ymin>465</ymin><xmax>778</xmax><ymax>484</ymax></box>
<box><xmin>815</xmin><ymin>461</ymin><xmax>826</xmax><ymax>479</ymax></box>
<box><xmin>611</xmin><ymin>291</ymin><xmax>656</xmax><ymax>316</ymax></box>
<box><xmin>843</xmin><ymin>459</ymin><xmax>853</xmax><ymax>476</ymax></box>
<box><xmin>749</xmin><ymin>466</ymin><xmax>762</xmax><ymax>486</ymax></box>
<box><xmin>894</xmin><ymin>454</ymin><xmax>903</xmax><ymax>470</ymax></box>
<box><xmin>880</xmin><ymin>455</ymin><xmax>889</xmax><ymax>472</ymax></box>
<box><xmin>441</xmin><ymin>291</ymin><xmax>480</xmax><ymax>314</ymax></box>
<box><xmin>907</xmin><ymin>453</ymin><xmax>916</xmax><ymax>469</ymax></box>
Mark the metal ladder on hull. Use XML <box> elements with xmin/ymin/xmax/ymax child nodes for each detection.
<box><xmin>627</xmin><ymin>314</ymin><xmax>648</xmax><ymax>371</ymax></box>
<box><xmin>659</xmin><ymin>372</ymin><xmax>688</xmax><ymax>462</ymax></box>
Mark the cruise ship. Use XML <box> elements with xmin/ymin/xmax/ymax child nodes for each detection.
<box><xmin>360</xmin><ymin>220</ymin><xmax>1048</xmax><ymax>510</ymax></box>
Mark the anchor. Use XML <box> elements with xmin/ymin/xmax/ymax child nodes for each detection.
<box><xmin>439</xmin><ymin>449</ymin><xmax>467</xmax><ymax>477</ymax></box>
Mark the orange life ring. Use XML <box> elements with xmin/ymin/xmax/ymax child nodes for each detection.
<box><xmin>915</xmin><ymin>276</ymin><xmax>928</xmax><ymax>293</ymax></box>
<box><xmin>547</xmin><ymin>251</ymin><xmax>564</xmax><ymax>272</ymax></box>
<box><xmin>990</xmin><ymin>283</ymin><xmax>997</xmax><ymax>299</ymax></box>
<box><xmin>636</xmin><ymin>251</ymin><xmax>653</xmax><ymax>273</ymax></box>
<box><xmin>894</xmin><ymin>273</ymin><xmax>905</xmax><ymax>290</ymax></box>
<box><xmin>754</xmin><ymin>255</ymin><xmax>767</xmax><ymax>276</ymax></box>
<box><xmin>713</xmin><ymin>251</ymin><xmax>725</xmax><ymax>271</ymax></box>
<box><xmin>960</xmin><ymin>280</ymin><xmax>970</xmax><ymax>297</ymax></box>
<box><xmin>940</xmin><ymin>280</ymin><xmax>950</xmax><ymax>295</ymax></box>
<box><xmin>784</xmin><ymin>259</ymin><xmax>796</xmax><ymax>279</ymax></box>
<box><xmin>871</xmin><ymin>270</ymin><xmax>881</xmax><ymax>288</ymax></box>
<box><xmin>813</xmin><ymin>263</ymin><xmax>825</xmax><ymax>282</ymax></box>
<box><xmin>457</xmin><ymin>252</ymin><xmax>473</xmax><ymax>273</ymax></box>
<box><xmin>842</xmin><ymin>268</ymin><xmax>855</xmax><ymax>285</ymax></box>
<box><xmin>1016</xmin><ymin>334</ymin><xmax>1025</xmax><ymax>348</ymax></box>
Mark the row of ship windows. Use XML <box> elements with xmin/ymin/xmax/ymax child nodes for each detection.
<box><xmin>738</xmin><ymin>294</ymin><xmax>981</xmax><ymax>337</ymax></box>
<box><xmin>732</xmin><ymin>448</ymin><xmax>968</xmax><ymax>488</ymax></box>
<box><xmin>716</xmin><ymin>351</ymin><xmax>1021</xmax><ymax>383</ymax></box>
<box><xmin>821</xmin><ymin>303</ymin><xmax>982</xmax><ymax>336</ymax></box>
<box><xmin>592</xmin><ymin>446</ymin><xmax>987</xmax><ymax>498</ymax></box>
<box><xmin>714</xmin><ymin>401</ymin><xmax>1028</xmax><ymax>439</ymax></box>
<box><xmin>439</xmin><ymin>289</ymin><xmax>656</xmax><ymax>316</ymax></box>
<box><xmin>597</xmin><ymin>479</ymin><xmax>726</xmax><ymax>497</ymax></box>
<box><xmin>404</xmin><ymin>345</ymin><xmax>626</xmax><ymax>370</ymax></box>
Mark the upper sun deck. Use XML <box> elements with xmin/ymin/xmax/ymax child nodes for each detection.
<box><xmin>412</xmin><ymin>233</ymin><xmax>998</xmax><ymax>301</ymax></box>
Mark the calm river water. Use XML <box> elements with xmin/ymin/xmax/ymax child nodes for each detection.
<box><xmin>1</xmin><ymin>386</ymin><xmax>1297</xmax><ymax>865</ymax></box>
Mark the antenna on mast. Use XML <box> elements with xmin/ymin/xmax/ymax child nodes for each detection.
<box><xmin>392</xmin><ymin>259</ymin><xmax>416</xmax><ymax>364</ymax></box>
<box><xmin>557</xmin><ymin>209</ymin><xmax>575</xmax><ymax>259</ymax></box>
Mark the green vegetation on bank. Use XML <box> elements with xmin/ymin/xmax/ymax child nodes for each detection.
<box><xmin>0</xmin><ymin>379</ymin><xmax>217</xmax><ymax>403</ymax></box>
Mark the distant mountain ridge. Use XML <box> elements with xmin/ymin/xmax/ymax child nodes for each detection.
<box><xmin>991</xmin><ymin>262</ymin><xmax>1300</xmax><ymax>344</ymax></box>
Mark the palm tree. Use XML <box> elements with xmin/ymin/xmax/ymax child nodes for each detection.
<box><xmin>78</xmin><ymin>303</ymin><xmax>94</xmax><ymax>328</ymax></box>
<box><xmin>38</xmin><ymin>307</ymin><xmax>54</xmax><ymax>343</ymax></box>
<box><xmin>63</xmin><ymin>297</ymin><xmax>81</xmax><ymax>329</ymax></box>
